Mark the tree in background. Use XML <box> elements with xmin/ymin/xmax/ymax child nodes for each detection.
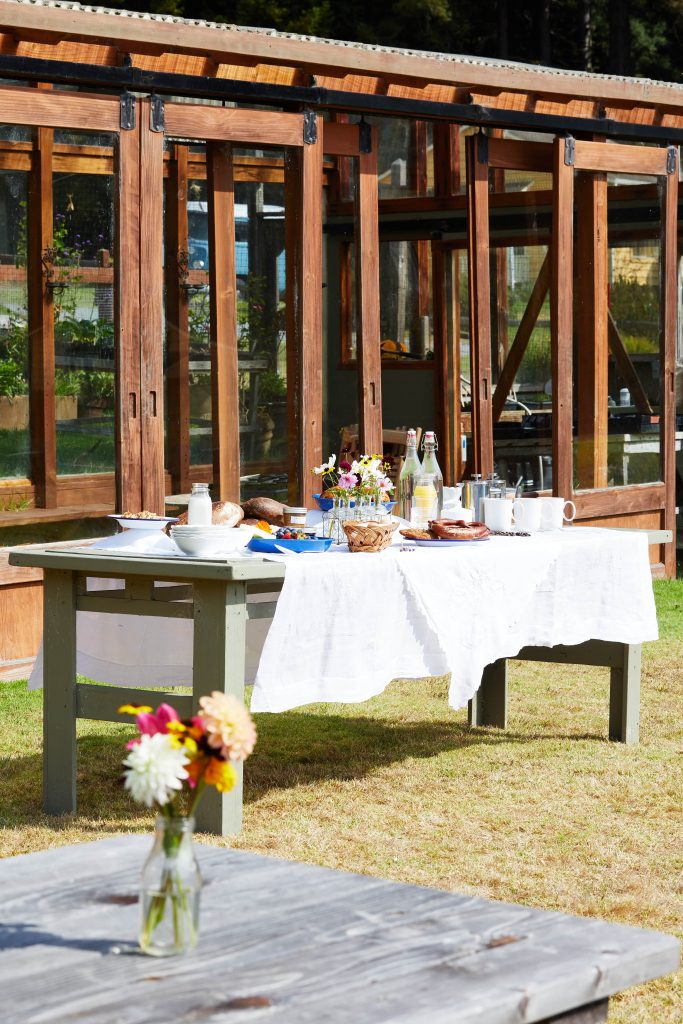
<box><xmin>108</xmin><ymin>0</ymin><xmax>683</xmax><ymax>82</ymax></box>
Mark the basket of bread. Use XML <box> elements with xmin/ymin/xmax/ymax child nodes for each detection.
<box><xmin>342</xmin><ymin>518</ymin><xmax>398</xmax><ymax>553</ymax></box>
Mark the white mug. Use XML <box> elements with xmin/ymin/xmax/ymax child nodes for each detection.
<box><xmin>540</xmin><ymin>497</ymin><xmax>576</xmax><ymax>531</ymax></box>
<box><xmin>511</xmin><ymin>497</ymin><xmax>542</xmax><ymax>533</ymax></box>
<box><xmin>482</xmin><ymin>497</ymin><xmax>515</xmax><ymax>531</ymax></box>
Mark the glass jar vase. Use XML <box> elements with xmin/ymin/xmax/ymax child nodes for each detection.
<box><xmin>139</xmin><ymin>816</ymin><xmax>202</xmax><ymax>957</ymax></box>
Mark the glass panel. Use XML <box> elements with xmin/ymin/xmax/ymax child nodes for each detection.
<box><xmin>52</xmin><ymin>147</ymin><xmax>116</xmax><ymax>476</ymax></box>
<box><xmin>489</xmin><ymin>182</ymin><xmax>553</xmax><ymax>490</ymax></box>
<box><xmin>163</xmin><ymin>142</ymin><xmax>291</xmax><ymax>503</ymax></box>
<box><xmin>573</xmin><ymin>173</ymin><xmax>663</xmax><ymax>490</ymax></box>
<box><xmin>0</xmin><ymin>168</ymin><xmax>29</xmax><ymax>482</ymax></box>
<box><xmin>342</xmin><ymin>116</ymin><xmax>433</xmax><ymax>201</ymax></box>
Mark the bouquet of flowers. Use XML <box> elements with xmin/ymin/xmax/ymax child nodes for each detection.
<box><xmin>119</xmin><ymin>693</ymin><xmax>256</xmax><ymax>955</ymax></box>
<box><xmin>313</xmin><ymin>452</ymin><xmax>394</xmax><ymax>504</ymax></box>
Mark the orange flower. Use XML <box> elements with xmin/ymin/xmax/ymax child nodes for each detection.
<box><xmin>203</xmin><ymin>757</ymin><xmax>237</xmax><ymax>793</ymax></box>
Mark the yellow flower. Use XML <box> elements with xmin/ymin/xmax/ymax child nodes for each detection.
<box><xmin>198</xmin><ymin>691</ymin><xmax>257</xmax><ymax>762</ymax></box>
<box><xmin>204</xmin><ymin>757</ymin><xmax>237</xmax><ymax>793</ymax></box>
<box><xmin>118</xmin><ymin>704</ymin><xmax>153</xmax><ymax>715</ymax></box>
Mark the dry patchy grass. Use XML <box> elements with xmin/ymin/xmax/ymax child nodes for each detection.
<box><xmin>1</xmin><ymin>580</ymin><xmax>681</xmax><ymax>1021</ymax></box>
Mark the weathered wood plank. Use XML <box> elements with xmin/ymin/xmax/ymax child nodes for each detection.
<box><xmin>0</xmin><ymin>836</ymin><xmax>677</xmax><ymax>1024</ymax></box>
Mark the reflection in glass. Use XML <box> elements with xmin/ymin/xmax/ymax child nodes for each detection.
<box><xmin>0</xmin><ymin>168</ymin><xmax>29</xmax><ymax>481</ymax></box>
<box><xmin>52</xmin><ymin>156</ymin><xmax>116</xmax><ymax>476</ymax></box>
<box><xmin>573</xmin><ymin>173</ymin><xmax>662</xmax><ymax>490</ymax></box>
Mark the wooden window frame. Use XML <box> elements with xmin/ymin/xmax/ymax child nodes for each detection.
<box><xmin>0</xmin><ymin>83</ymin><xmax>141</xmax><ymax>516</ymax></box>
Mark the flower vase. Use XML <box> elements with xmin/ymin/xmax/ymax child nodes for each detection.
<box><xmin>139</xmin><ymin>816</ymin><xmax>201</xmax><ymax>957</ymax></box>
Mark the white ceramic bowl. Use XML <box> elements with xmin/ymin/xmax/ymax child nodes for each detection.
<box><xmin>170</xmin><ymin>525</ymin><xmax>253</xmax><ymax>557</ymax></box>
<box><xmin>109</xmin><ymin>514</ymin><xmax>178</xmax><ymax>531</ymax></box>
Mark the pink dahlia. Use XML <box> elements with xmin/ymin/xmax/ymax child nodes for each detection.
<box><xmin>198</xmin><ymin>692</ymin><xmax>257</xmax><ymax>762</ymax></box>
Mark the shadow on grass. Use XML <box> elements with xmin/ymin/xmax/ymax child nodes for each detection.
<box><xmin>0</xmin><ymin>710</ymin><xmax>606</xmax><ymax>833</ymax></box>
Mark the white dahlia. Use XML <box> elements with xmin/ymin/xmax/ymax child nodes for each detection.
<box><xmin>122</xmin><ymin>732</ymin><xmax>189</xmax><ymax>808</ymax></box>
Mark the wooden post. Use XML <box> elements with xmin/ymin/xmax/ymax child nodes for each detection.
<box><xmin>43</xmin><ymin>568</ymin><xmax>78</xmax><ymax>815</ymax></box>
<box><xmin>139</xmin><ymin>100</ymin><xmax>165</xmax><ymax>514</ymax></box>
<box><xmin>27</xmin><ymin>121</ymin><xmax>57</xmax><ymax>508</ymax></box>
<box><xmin>192</xmin><ymin>580</ymin><xmax>247</xmax><ymax>835</ymax></box>
<box><xmin>285</xmin><ymin>125</ymin><xmax>323</xmax><ymax>506</ymax></box>
<box><xmin>468</xmin><ymin>659</ymin><xmax>508</xmax><ymax>729</ymax></box>
<box><xmin>433</xmin><ymin>123</ymin><xmax>460</xmax><ymax>197</ymax></box>
<box><xmin>355</xmin><ymin>130</ymin><xmax>382</xmax><ymax>456</ymax></box>
<box><xmin>207</xmin><ymin>142</ymin><xmax>240</xmax><ymax>501</ymax></box>
<box><xmin>661</xmin><ymin>149</ymin><xmax>678</xmax><ymax>577</ymax></box>
<box><xmin>575</xmin><ymin>170</ymin><xmax>608</xmax><ymax>490</ymax></box>
<box><xmin>432</xmin><ymin>243</ymin><xmax>451</xmax><ymax>482</ymax></box>
<box><xmin>551</xmin><ymin>137</ymin><xmax>575</xmax><ymax>500</ymax></box>
<box><xmin>165</xmin><ymin>143</ymin><xmax>191</xmax><ymax>496</ymax></box>
<box><xmin>115</xmin><ymin>119</ymin><xmax>142</xmax><ymax>513</ymax></box>
<box><xmin>465</xmin><ymin>133</ymin><xmax>493</xmax><ymax>476</ymax></box>
<box><xmin>609</xmin><ymin>643</ymin><xmax>640</xmax><ymax>744</ymax></box>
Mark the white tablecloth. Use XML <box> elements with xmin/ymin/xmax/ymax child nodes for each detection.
<box><xmin>30</xmin><ymin>528</ymin><xmax>658</xmax><ymax>713</ymax></box>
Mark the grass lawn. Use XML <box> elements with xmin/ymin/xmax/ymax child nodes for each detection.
<box><xmin>1</xmin><ymin>580</ymin><xmax>681</xmax><ymax>1020</ymax></box>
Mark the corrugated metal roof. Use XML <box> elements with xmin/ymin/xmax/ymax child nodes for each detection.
<box><xmin>5</xmin><ymin>0</ymin><xmax>683</xmax><ymax>96</ymax></box>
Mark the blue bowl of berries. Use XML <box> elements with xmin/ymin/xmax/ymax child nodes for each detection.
<box><xmin>248</xmin><ymin>527</ymin><xmax>334</xmax><ymax>554</ymax></box>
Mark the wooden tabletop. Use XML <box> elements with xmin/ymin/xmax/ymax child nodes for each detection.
<box><xmin>0</xmin><ymin>837</ymin><xmax>678</xmax><ymax>1023</ymax></box>
<box><xmin>8</xmin><ymin>545</ymin><xmax>286</xmax><ymax>583</ymax></box>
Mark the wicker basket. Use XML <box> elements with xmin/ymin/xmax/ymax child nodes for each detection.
<box><xmin>342</xmin><ymin>518</ymin><xmax>398</xmax><ymax>553</ymax></box>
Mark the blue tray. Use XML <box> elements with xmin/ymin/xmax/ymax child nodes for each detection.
<box><xmin>248</xmin><ymin>536</ymin><xmax>334</xmax><ymax>554</ymax></box>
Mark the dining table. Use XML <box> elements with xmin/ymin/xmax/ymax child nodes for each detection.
<box><xmin>0</xmin><ymin>835</ymin><xmax>679</xmax><ymax>1024</ymax></box>
<box><xmin>10</xmin><ymin>525</ymin><xmax>659</xmax><ymax>836</ymax></box>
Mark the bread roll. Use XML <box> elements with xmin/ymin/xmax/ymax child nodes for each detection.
<box><xmin>241</xmin><ymin>496</ymin><xmax>286</xmax><ymax>526</ymax></box>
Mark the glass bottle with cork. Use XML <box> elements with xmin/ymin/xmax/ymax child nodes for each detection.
<box><xmin>411</xmin><ymin>431</ymin><xmax>444</xmax><ymax>525</ymax></box>
<box><xmin>398</xmin><ymin>428</ymin><xmax>422</xmax><ymax>521</ymax></box>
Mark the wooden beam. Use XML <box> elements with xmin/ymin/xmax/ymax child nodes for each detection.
<box><xmin>5</xmin><ymin>2</ymin><xmax>683</xmax><ymax>111</ymax></box>
<box><xmin>575</xmin><ymin>170</ymin><xmax>608</xmax><ymax>490</ymax></box>
<box><xmin>355</xmin><ymin>130</ymin><xmax>383</xmax><ymax>456</ymax></box>
<box><xmin>551</xmin><ymin>136</ymin><xmax>574</xmax><ymax>500</ymax></box>
<box><xmin>165</xmin><ymin>144</ymin><xmax>191</xmax><ymax>495</ymax></box>
<box><xmin>607</xmin><ymin>310</ymin><xmax>653</xmax><ymax>415</ymax></box>
<box><xmin>207</xmin><ymin>142</ymin><xmax>241</xmax><ymax>501</ymax></box>
<box><xmin>27</xmin><ymin>118</ymin><xmax>56</xmax><ymax>508</ymax></box>
<box><xmin>661</xmin><ymin>150</ymin><xmax>678</xmax><ymax>577</ymax></box>
<box><xmin>573</xmin><ymin>139</ymin><xmax>669</xmax><ymax>176</ymax></box>
<box><xmin>0</xmin><ymin>83</ymin><xmax>120</xmax><ymax>131</ymax></box>
<box><xmin>465</xmin><ymin>134</ymin><xmax>493</xmax><ymax>476</ymax></box>
<box><xmin>165</xmin><ymin>105</ymin><xmax>304</xmax><ymax>148</ymax></box>
<box><xmin>114</xmin><ymin>122</ymin><xmax>143</xmax><ymax>514</ymax></box>
<box><xmin>139</xmin><ymin>100</ymin><xmax>166</xmax><ymax>515</ymax></box>
<box><xmin>492</xmin><ymin>250</ymin><xmax>550</xmax><ymax>422</ymax></box>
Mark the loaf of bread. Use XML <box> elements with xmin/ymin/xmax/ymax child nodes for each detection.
<box><xmin>241</xmin><ymin>496</ymin><xmax>286</xmax><ymax>526</ymax></box>
<box><xmin>174</xmin><ymin>500</ymin><xmax>244</xmax><ymax>528</ymax></box>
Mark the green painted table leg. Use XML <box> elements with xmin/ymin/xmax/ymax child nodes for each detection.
<box><xmin>43</xmin><ymin>568</ymin><xmax>78</xmax><ymax>815</ymax></box>
<box><xmin>468</xmin><ymin>659</ymin><xmax>509</xmax><ymax>729</ymax></box>
<box><xmin>192</xmin><ymin>579</ymin><xmax>247</xmax><ymax>836</ymax></box>
<box><xmin>609</xmin><ymin>643</ymin><xmax>641</xmax><ymax>744</ymax></box>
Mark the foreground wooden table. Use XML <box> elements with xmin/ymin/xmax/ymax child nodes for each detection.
<box><xmin>8</xmin><ymin>546</ymin><xmax>285</xmax><ymax>836</ymax></box>
<box><xmin>1</xmin><ymin>837</ymin><xmax>678</xmax><ymax>1024</ymax></box>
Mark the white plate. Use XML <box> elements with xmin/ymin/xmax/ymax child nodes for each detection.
<box><xmin>413</xmin><ymin>536</ymin><xmax>490</xmax><ymax>547</ymax></box>
<box><xmin>109</xmin><ymin>515</ymin><xmax>177</xmax><ymax>531</ymax></box>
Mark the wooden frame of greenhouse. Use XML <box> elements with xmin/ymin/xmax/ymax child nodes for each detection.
<box><xmin>0</xmin><ymin>0</ymin><xmax>681</xmax><ymax>671</ymax></box>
